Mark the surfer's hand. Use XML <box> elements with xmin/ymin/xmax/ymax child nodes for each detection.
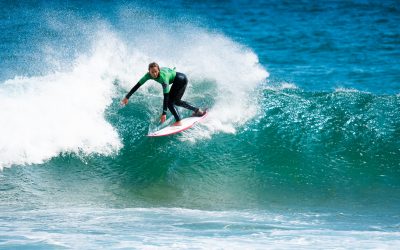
<box><xmin>160</xmin><ymin>114</ymin><xmax>166</xmax><ymax>123</ymax></box>
<box><xmin>120</xmin><ymin>97</ymin><xmax>128</xmax><ymax>106</ymax></box>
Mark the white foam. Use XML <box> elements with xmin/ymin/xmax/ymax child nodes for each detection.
<box><xmin>107</xmin><ymin>26</ymin><xmax>269</xmax><ymax>142</ymax></box>
<box><xmin>263</xmin><ymin>82</ymin><xmax>299</xmax><ymax>91</ymax></box>
<box><xmin>334</xmin><ymin>87</ymin><xmax>371</xmax><ymax>94</ymax></box>
<box><xmin>0</xmin><ymin>31</ymin><xmax>124</xmax><ymax>169</ymax></box>
<box><xmin>1</xmin><ymin>13</ymin><xmax>270</xmax><ymax>167</ymax></box>
<box><xmin>1</xmin><ymin>207</ymin><xmax>399</xmax><ymax>250</ymax></box>
<box><xmin>129</xmin><ymin>30</ymin><xmax>270</xmax><ymax>140</ymax></box>
<box><xmin>180</xmin><ymin>33</ymin><xmax>268</xmax><ymax>136</ymax></box>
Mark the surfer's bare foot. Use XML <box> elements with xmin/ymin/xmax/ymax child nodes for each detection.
<box><xmin>192</xmin><ymin>109</ymin><xmax>206</xmax><ymax>117</ymax></box>
<box><xmin>173</xmin><ymin>121</ymin><xmax>182</xmax><ymax>126</ymax></box>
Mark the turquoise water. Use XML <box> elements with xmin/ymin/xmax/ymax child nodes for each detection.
<box><xmin>1</xmin><ymin>0</ymin><xmax>400</xmax><ymax>249</ymax></box>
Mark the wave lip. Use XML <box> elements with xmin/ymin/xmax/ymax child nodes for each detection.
<box><xmin>0</xmin><ymin>34</ymin><xmax>124</xmax><ymax>170</ymax></box>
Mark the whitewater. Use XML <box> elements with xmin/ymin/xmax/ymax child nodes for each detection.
<box><xmin>0</xmin><ymin>24</ymin><xmax>268</xmax><ymax>169</ymax></box>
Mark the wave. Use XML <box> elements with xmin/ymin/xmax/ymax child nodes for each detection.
<box><xmin>2</xmin><ymin>85</ymin><xmax>394</xmax><ymax>210</ymax></box>
<box><xmin>1</xmin><ymin>1</ymin><xmax>399</xmax><ymax>211</ymax></box>
<box><xmin>0</xmin><ymin>9</ymin><xmax>268</xmax><ymax>169</ymax></box>
<box><xmin>114</xmin><ymin>87</ymin><xmax>399</xmax><ymax>209</ymax></box>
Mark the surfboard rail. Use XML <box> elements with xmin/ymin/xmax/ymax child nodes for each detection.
<box><xmin>147</xmin><ymin>112</ymin><xmax>208</xmax><ymax>137</ymax></box>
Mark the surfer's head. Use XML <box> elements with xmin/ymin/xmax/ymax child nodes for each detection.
<box><xmin>148</xmin><ymin>62</ymin><xmax>160</xmax><ymax>78</ymax></box>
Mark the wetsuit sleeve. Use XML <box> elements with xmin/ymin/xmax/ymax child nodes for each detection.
<box><xmin>138</xmin><ymin>73</ymin><xmax>151</xmax><ymax>85</ymax></box>
<box><xmin>161</xmin><ymin>82</ymin><xmax>170</xmax><ymax>94</ymax></box>
<box><xmin>125</xmin><ymin>82</ymin><xmax>141</xmax><ymax>99</ymax></box>
<box><xmin>162</xmin><ymin>93</ymin><xmax>169</xmax><ymax>115</ymax></box>
<box><xmin>125</xmin><ymin>73</ymin><xmax>150</xmax><ymax>99</ymax></box>
<box><xmin>161</xmin><ymin>81</ymin><xmax>170</xmax><ymax>115</ymax></box>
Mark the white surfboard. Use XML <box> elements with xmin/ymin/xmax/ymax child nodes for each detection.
<box><xmin>147</xmin><ymin>112</ymin><xmax>208</xmax><ymax>137</ymax></box>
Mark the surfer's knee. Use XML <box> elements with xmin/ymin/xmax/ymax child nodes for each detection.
<box><xmin>167</xmin><ymin>101</ymin><xmax>175</xmax><ymax>108</ymax></box>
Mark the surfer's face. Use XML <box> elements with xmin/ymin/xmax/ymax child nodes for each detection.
<box><xmin>149</xmin><ymin>67</ymin><xmax>160</xmax><ymax>78</ymax></box>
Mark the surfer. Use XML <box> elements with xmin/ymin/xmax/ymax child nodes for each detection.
<box><xmin>121</xmin><ymin>62</ymin><xmax>205</xmax><ymax>126</ymax></box>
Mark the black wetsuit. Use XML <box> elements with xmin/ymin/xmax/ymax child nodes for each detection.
<box><xmin>167</xmin><ymin>72</ymin><xmax>198</xmax><ymax>121</ymax></box>
<box><xmin>125</xmin><ymin>71</ymin><xmax>198</xmax><ymax>121</ymax></box>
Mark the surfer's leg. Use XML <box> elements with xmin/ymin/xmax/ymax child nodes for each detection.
<box><xmin>172</xmin><ymin>72</ymin><xmax>199</xmax><ymax>112</ymax></box>
<box><xmin>167</xmin><ymin>101</ymin><xmax>181</xmax><ymax>121</ymax></box>
<box><xmin>168</xmin><ymin>77</ymin><xmax>182</xmax><ymax>122</ymax></box>
<box><xmin>175</xmin><ymin>100</ymin><xmax>197</xmax><ymax>111</ymax></box>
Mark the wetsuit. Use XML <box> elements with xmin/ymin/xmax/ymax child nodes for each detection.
<box><xmin>125</xmin><ymin>67</ymin><xmax>198</xmax><ymax>121</ymax></box>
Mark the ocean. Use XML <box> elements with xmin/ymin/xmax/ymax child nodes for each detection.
<box><xmin>1</xmin><ymin>0</ymin><xmax>399</xmax><ymax>249</ymax></box>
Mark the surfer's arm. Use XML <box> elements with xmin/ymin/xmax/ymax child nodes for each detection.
<box><xmin>160</xmin><ymin>94</ymin><xmax>168</xmax><ymax>123</ymax></box>
<box><xmin>122</xmin><ymin>74</ymin><xmax>150</xmax><ymax>105</ymax></box>
<box><xmin>125</xmin><ymin>82</ymin><xmax>141</xmax><ymax>99</ymax></box>
<box><xmin>121</xmin><ymin>82</ymin><xmax>141</xmax><ymax>106</ymax></box>
<box><xmin>162</xmin><ymin>93</ymin><xmax>169</xmax><ymax>115</ymax></box>
<box><xmin>161</xmin><ymin>82</ymin><xmax>170</xmax><ymax>115</ymax></box>
<box><xmin>159</xmin><ymin>82</ymin><xmax>169</xmax><ymax>123</ymax></box>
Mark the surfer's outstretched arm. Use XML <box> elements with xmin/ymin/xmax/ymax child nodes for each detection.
<box><xmin>121</xmin><ymin>82</ymin><xmax>141</xmax><ymax>105</ymax></box>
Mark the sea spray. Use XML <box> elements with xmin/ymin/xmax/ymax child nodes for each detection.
<box><xmin>0</xmin><ymin>31</ymin><xmax>124</xmax><ymax>169</ymax></box>
<box><xmin>0</xmin><ymin>10</ymin><xmax>269</xmax><ymax>168</ymax></box>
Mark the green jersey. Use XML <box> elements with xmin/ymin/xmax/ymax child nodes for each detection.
<box><xmin>138</xmin><ymin>67</ymin><xmax>176</xmax><ymax>94</ymax></box>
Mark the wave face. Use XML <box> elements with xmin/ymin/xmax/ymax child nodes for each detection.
<box><xmin>110</xmin><ymin>86</ymin><xmax>400</xmax><ymax>211</ymax></box>
<box><xmin>0</xmin><ymin>0</ymin><xmax>399</xmax><ymax>212</ymax></box>
<box><xmin>1</xmin><ymin>86</ymin><xmax>399</xmax><ymax>211</ymax></box>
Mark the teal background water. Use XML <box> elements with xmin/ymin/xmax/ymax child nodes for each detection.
<box><xmin>1</xmin><ymin>0</ymin><xmax>399</xmax><ymax>249</ymax></box>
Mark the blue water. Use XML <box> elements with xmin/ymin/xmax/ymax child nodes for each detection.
<box><xmin>1</xmin><ymin>0</ymin><xmax>400</xmax><ymax>249</ymax></box>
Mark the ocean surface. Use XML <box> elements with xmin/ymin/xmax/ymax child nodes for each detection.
<box><xmin>1</xmin><ymin>0</ymin><xmax>399</xmax><ymax>249</ymax></box>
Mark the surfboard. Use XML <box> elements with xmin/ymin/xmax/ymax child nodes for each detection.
<box><xmin>147</xmin><ymin>112</ymin><xmax>208</xmax><ymax>137</ymax></box>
